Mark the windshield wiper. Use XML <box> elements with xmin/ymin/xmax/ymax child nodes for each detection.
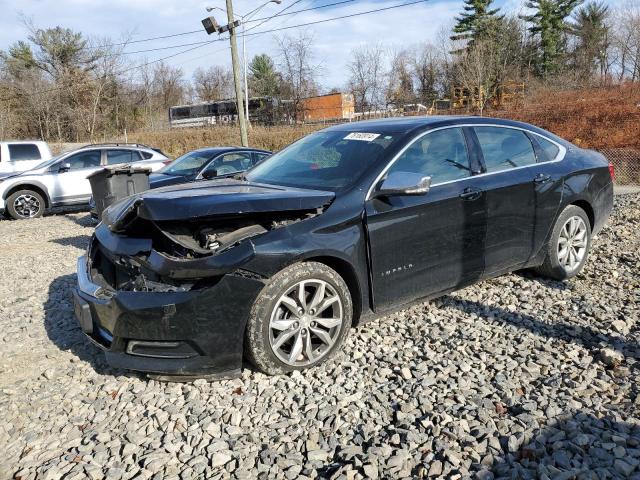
<box><xmin>444</xmin><ymin>159</ymin><xmax>471</xmax><ymax>171</ymax></box>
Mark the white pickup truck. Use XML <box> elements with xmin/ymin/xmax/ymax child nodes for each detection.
<box><xmin>0</xmin><ymin>141</ymin><xmax>52</xmax><ymax>175</ymax></box>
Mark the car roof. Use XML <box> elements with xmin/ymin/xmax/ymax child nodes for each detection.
<box><xmin>322</xmin><ymin>115</ymin><xmax>557</xmax><ymax>138</ymax></box>
<box><xmin>190</xmin><ymin>146</ymin><xmax>271</xmax><ymax>155</ymax></box>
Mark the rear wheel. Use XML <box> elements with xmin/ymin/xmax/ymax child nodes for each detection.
<box><xmin>6</xmin><ymin>190</ymin><xmax>45</xmax><ymax>220</ymax></box>
<box><xmin>534</xmin><ymin>205</ymin><xmax>591</xmax><ymax>280</ymax></box>
<box><xmin>245</xmin><ymin>261</ymin><xmax>352</xmax><ymax>375</ymax></box>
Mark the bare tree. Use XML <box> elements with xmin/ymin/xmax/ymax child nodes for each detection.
<box><xmin>347</xmin><ymin>44</ymin><xmax>386</xmax><ymax>113</ymax></box>
<box><xmin>151</xmin><ymin>62</ymin><xmax>184</xmax><ymax>110</ymax></box>
<box><xmin>386</xmin><ymin>48</ymin><xmax>414</xmax><ymax>109</ymax></box>
<box><xmin>411</xmin><ymin>43</ymin><xmax>445</xmax><ymax>104</ymax></box>
<box><xmin>192</xmin><ymin>66</ymin><xmax>233</xmax><ymax>102</ymax></box>
<box><xmin>275</xmin><ymin>33</ymin><xmax>321</xmax><ymax>121</ymax></box>
<box><xmin>612</xmin><ymin>0</ymin><xmax>640</xmax><ymax>82</ymax></box>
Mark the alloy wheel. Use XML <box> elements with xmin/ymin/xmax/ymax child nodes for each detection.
<box><xmin>557</xmin><ymin>215</ymin><xmax>588</xmax><ymax>271</ymax></box>
<box><xmin>269</xmin><ymin>279</ymin><xmax>344</xmax><ymax>366</ymax></box>
<box><xmin>13</xmin><ymin>194</ymin><xmax>41</xmax><ymax>218</ymax></box>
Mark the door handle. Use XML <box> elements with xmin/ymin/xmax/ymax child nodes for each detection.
<box><xmin>534</xmin><ymin>173</ymin><xmax>551</xmax><ymax>184</ymax></box>
<box><xmin>459</xmin><ymin>187</ymin><xmax>482</xmax><ymax>201</ymax></box>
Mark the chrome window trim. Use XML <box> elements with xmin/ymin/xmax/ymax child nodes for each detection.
<box><xmin>365</xmin><ymin>123</ymin><xmax>567</xmax><ymax>200</ymax></box>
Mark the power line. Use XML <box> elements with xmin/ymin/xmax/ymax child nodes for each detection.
<box><xmin>84</xmin><ymin>0</ymin><xmax>355</xmax><ymax>50</ymax></box>
<box><xmin>243</xmin><ymin>0</ymin><xmax>428</xmax><ymax>37</ymax></box>
<box><xmin>114</xmin><ymin>38</ymin><xmax>225</xmax><ymax>56</ymax></box>
<box><xmin>245</xmin><ymin>0</ymin><xmax>305</xmax><ymax>34</ymax></box>
<box><xmin>248</xmin><ymin>0</ymin><xmax>355</xmax><ymax>24</ymax></box>
<box><xmin>0</xmin><ymin>41</ymin><xmax>224</xmax><ymax>102</ymax></box>
<box><xmin>96</xmin><ymin>30</ymin><xmax>203</xmax><ymax>48</ymax></box>
<box><xmin>0</xmin><ymin>0</ymin><xmax>428</xmax><ymax>102</ymax></box>
<box><xmin>114</xmin><ymin>0</ymin><xmax>425</xmax><ymax>56</ymax></box>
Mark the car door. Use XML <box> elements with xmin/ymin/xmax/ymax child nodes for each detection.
<box><xmin>526</xmin><ymin>133</ymin><xmax>565</xmax><ymax>259</ymax></box>
<box><xmin>49</xmin><ymin>150</ymin><xmax>103</xmax><ymax>204</ymax></box>
<box><xmin>365</xmin><ymin>127</ymin><xmax>488</xmax><ymax>309</ymax></box>
<box><xmin>470</xmin><ymin>126</ymin><xmax>539</xmax><ymax>276</ymax></box>
<box><xmin>200</xmin><ymin>151</ymin><xmax>254</xmax><ymax>178</ymax></box>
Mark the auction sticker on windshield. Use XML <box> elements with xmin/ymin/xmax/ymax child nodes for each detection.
<box><xmin>344</xmin><ymin>132</ymin><xmax>381</xmax><ymax>142</ymax></box>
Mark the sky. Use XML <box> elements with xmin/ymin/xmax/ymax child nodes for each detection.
<box><xmin>0</xmin><ymin>0</ymin><xmax>621</xmax><ymax>91</ymax></box>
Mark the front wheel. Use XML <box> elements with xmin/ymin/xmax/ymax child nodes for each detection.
<box><xmin>245</xmin><ymin>261</ymin><xmax>353</xmax><ymax>375</ymax></box>
<box><xmin>534</xmin><ymin>205</ymin><xmax>591</xmax><ymax>280</ymax></box>
<box><xmin>6</xmin><ymin>190</ymin><xmax>45</xmax><ymax>220</ymax></box>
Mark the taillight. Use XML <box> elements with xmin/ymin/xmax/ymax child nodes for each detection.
<box><xmin>608</xmin><ymin>162</ymin><xmax>615</xmax><ymax>181</ymax></box>
<box><xmin>162</xmin><ymin>159</ymin><xmax>172</xmax><ymax>165</ymax></box>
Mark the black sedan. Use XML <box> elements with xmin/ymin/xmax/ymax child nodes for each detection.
<box><xmin>74</xmin><ymin>116</ymin><xmax>613</xmax><ymax>379</ymax></box>
<box><xmin>149</xmin><ymin>147</ymin><xmax>271</xmax><ymax>189</ymax></box>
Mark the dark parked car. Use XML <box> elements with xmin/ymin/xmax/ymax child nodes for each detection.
<box><xmin>88</xmin><ymin>147</ymin><xmax>272</xmax><ymax>217</ymax></box>
<box><xmin>74</xmin><ymin>116</ymin><xmax>614</xmax><ymax>379</ymax></box>
<box><xmin>149</xmin><ymin>147</ymin><xmax>271</xmax><ymax>188</ymax></box>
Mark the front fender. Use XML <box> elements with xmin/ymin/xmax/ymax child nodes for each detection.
<box><xmin>1</xmin><ymin>178</ymin><xmax>52</xmax><ymax>206</ymax></box>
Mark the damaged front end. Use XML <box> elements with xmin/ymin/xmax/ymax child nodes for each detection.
<box><xmin>98</xmin><ymin>180</ymin><xmax>335</xmax><ymax>282</ymax></box>
<box><xmin>74</xmin><ymin>180</ymin><xmax>334</xmax><ymax>376</ymax></box>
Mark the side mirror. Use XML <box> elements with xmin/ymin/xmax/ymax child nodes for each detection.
<box><xmin>202</xmin><ymin>169</ymin><xmax>218</xmax><ymax>180</ymax></box>
<box><xmin>374</xmin><ymin>171</ymin><xmax>431</xmax><ymax>198</ymax></box>
<box><xmin>58</xmin><ymin>163</ymin><xmax>71</xmax><ymax>173</ymax></box>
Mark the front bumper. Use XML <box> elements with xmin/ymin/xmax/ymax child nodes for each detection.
<box><xmin>73</xmin><ymin>255</ymin><xmax>265</xmax><ymax>377</ymax></box>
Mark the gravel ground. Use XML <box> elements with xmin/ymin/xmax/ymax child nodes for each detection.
<box><xmin>0</xmin><ymin>196</ymin><xmax>639</xmax><ymax>480</ymax></box>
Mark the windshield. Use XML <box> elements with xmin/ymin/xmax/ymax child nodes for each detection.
<box><xmin>245</xmin><ymin>130</ymin><xmax>398</xmax><ymax>190</ymax></box>
<box><xmin>31</xmin><ymin>153</ymin><xmax>65</xmax><ymax>170</ymax></box>
<box><xmin>160</xmin><ymin>150</ymin><xmax>217</xmax><ymax>176</ymax></box>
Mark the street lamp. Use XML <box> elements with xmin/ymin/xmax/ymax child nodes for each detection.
<box><xmin>205</xmin><ymin>0</ymin><xmax>281</xmax><ymax>127</ymax></box>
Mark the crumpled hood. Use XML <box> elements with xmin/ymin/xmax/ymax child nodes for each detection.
<box><xmin>102</xmin><ymin>179</ymin><xmax>334</xmax><ymax>230</ymax></box>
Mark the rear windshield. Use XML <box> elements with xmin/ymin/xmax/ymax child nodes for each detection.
<box><xmin>8</xmin><ymin>144</ymin><xmax>41</xmax><ymax>161</ymax></box>
<box><xmin>246</xmin><ymin>130</ymin><xmax>398</xmax><ymax>191</ymax></box>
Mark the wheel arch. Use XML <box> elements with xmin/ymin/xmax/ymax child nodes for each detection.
<box><xmin>4</xmin><ymin>183</ymin><xmax>51</xmax><ymax>208</ymax></box>
<box><xmin>303</xmin><ymin>255</ymin><xmax>363</xmax><ymax>326</ymax></box>
<box><xmin>569</xmin><ymin>199</ymin><xmax>594</xmax><ymax>230</ymax></box>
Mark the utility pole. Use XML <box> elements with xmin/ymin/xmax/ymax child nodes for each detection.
<box><xmin>203</xmin><ymin>1</ymin><xmax>280</xmax><ymax>146</ymax></box>
<box><xmin>225</xmin><ymin>0</ymin><xmax>248</xmax><ymax>147</ymax></box>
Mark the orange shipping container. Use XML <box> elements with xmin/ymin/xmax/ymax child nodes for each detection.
<box><xmin>300</xmin><ymin>93</ymin><xmax>355</xmax><ymax>122</ymax></box>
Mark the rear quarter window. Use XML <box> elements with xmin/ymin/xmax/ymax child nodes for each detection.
<box><xmin>535</xmin><ymin>136</ymin><xmax>561</xmax><ymax>162</ymax></box>
<box><xmin>8</xmin><ymin>144</ymin><xmax>41</xmax><ymax>161</ymax></box>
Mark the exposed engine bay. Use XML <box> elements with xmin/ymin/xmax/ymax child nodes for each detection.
<box><xmin>145</xmin><ymin>209</ymin><xmax>323</xmax><ymax>258</ymax></box>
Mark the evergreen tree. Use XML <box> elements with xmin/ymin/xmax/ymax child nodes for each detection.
<box><xmin>569</xmin><ymin>1</ymin><xmax>610</xmax><ymax>81</ymax></box>
<box><xmin>451</xmin><ymin>0</ymin><xmax>502</xmax><ymax>44</ymax></box>
<box><xmin>521</xmin><ymin>0</ymin><xmax>583</xmax><ymax>77</ymax></box>
<box><xmin>248</xmin><ymin>54</ymin><xmax>280</xmax><ymax>97</ymax></box>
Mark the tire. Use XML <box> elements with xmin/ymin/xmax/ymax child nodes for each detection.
<box><xmin>6</xmin><ymin>189</ymin><xmax>45</xmax><ymax>220</ymax></box>
<box><xmin>245</xmin><ymin>261</ymin><xmax>353</xmax><ymax>375</ymax></box>
<box><xmin>534</xmin><ymin>205</ymin><xmax>591</xmax><ymax>280</ymax></box>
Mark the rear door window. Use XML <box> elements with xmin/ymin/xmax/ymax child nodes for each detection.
<box><xmin>474</xmin><ymin>127</ymin><xmax>537</xmax><ymax>173</ymax></box>
<box><xmin>64</xmin><ymin>151</ymin><xmax>102</xmax><ymax>170</ymax></box>
<box><xmin>106</xmin><ymin>149</ymin><xmax>138</xmax><ymax>165</ymax></box>
<box><xmin>8</xmin><ymin>144</ymin><xmax>41</xmax><ymax>161</ymax></box>
<box><xmin>253</xmin><ymin>152</ymin><xmax>270</xmax><ymax>164</ymax></box>
<box><xmin>387</xmin><ymin>127</ymin><xmax>471</xmax><ymax>184</ymax></box>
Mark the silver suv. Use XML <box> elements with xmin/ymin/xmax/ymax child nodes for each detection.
<box><xmin>0</xmin><ymin>144</ymin><xmax>169</xmax><ymax>220</ymax></box>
